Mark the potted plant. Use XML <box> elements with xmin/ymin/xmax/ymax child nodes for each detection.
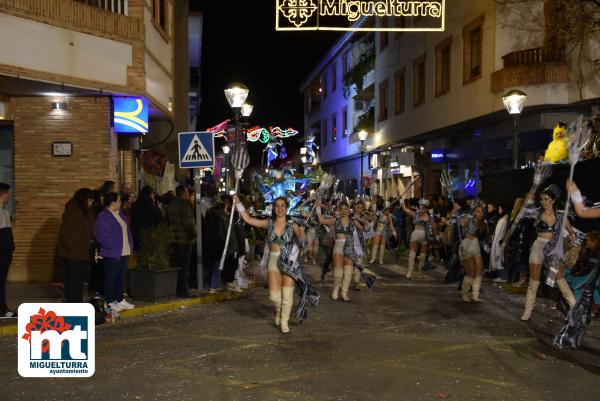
<box><xmin>128</xmin><ymin>224</ymin><xmax>180</xmax><ymax>301</ymax></box>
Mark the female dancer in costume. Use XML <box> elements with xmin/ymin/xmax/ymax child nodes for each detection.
<box><xmin>235</xmin><ymin>196</ymin><xmax>318</xmax><ymax>333</ymax></box>
<box><xmin>351</xmin><ymin>200</ymin><xmax>373</xmax><ymax>290</ymax></box>
<box><xmin>316</xmin><ymin>200</ymin><xmax>365</xmax><ymax>301</ymax></box>
<box><xmin>458</xmin><ymin>205</ymin><xmax>486</xmax><ymax>302</ymax></box>
<box><xmin>401</xmin><ymin>200</ymin><xmax>431</xmax><ymax>278</ymax></box>
<box><xmin>521</xmin><ymin>185</ymin><xmax>576</xmax><ymax>321</ymax></box>
<box><xmin>369</xmin><ymin>200</ymin><xmax>397</xmax><ymax>265</ymax></box>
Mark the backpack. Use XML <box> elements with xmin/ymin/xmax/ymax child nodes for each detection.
<box><xmin>89</xmin><ymin>296</ymin><xmax>107</xmax><ymax>325</ymax></box>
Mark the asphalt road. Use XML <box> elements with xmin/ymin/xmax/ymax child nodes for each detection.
<box><xmin>1</xmin><ymin>260</ymin><xmax>599</xmax><ymax>401</ymax></box>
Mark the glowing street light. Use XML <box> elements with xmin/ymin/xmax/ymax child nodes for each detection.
<box><xmin>502</xmin><ymin>89</ymin><xmax>527</xmax><ymax>169</ymax></box>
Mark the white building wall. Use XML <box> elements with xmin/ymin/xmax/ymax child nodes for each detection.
<box><xmin>0</xmin><ymin>14</ymin><xmax>132</xmax><ymax>87</ymax></box>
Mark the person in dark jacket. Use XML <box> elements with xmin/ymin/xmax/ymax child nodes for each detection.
<box><xmin>57</xmin><ymin>188</ymin><xmax>95</xmax><ymax>303</ymax></box>
<box><xmin>503</xmin><ymin>198</ymin><xmax>536</xmax><ymax>287</ymax></box>
<box><xmin>130</xmin><ymin>186</ymin><xmax>162</xmax><ymax>246</ymax></box>
<box><xmin>96</xmin><ymin>192</ymin><xmax>135</xmax><ymax>312</ymax></box>
<box><xmin>205</xmin><ymin>198</ymin><xmax>239</xmax><ymax>293</ymax></box>
<box><xmin>167</xmin><ymin>185</ymin><xmax>196</xmax><ymax>297</ymax></box>
<box><xmin>0</xmin><ymin>183</ymin><xmax>16</xmax><ymax>318</ymax></box>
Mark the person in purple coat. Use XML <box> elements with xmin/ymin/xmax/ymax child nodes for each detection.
<box><xmin>95</xmin><ymin>192</ymin><xmax>135</xmax><ymax>312</ymax></box>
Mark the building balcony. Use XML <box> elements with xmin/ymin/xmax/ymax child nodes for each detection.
<box><xmin>491</xmin><ymin>46</ymin><xmax>570</xmax><ymax>93</ymax></box>
<box><xmin>0</xmin><ymin>0</ymin><xmax>143</xmax><ymax>42</ymax></box>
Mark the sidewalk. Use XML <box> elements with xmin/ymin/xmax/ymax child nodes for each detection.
<box><xmin>0</xmin><ymin>282</ymin><xmax>245</xmax><ymax>337</ymax></box>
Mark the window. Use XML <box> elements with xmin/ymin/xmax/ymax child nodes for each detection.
<box><xmin>321</xmin><ymin>73</ymin><xmax>328</xmax><ymax>99</ymax></box>
<box><xmin>463</xmin><ymin>15</ymin><xmax>484</xmax><ymax>84</ymax></box>
<box><xmin>378</xmin><ymin>80</ymin><xmax>389</xmax><ymax>122</ymax></box>
<box><xmin>413</xmin><ymin>54</ymin><xmax>426</xmax><ymax>107</ymax></box>
<box><xmin>394</xmin><ymin>68</ymin><xmax>406</xmax><ymax>114</ymax></box>
<box><xmin>342</xmin><ymin>107</ymin><xmax>348</xmax><ymax>137</ymax></box>
<box><xmin>342</xmin><ymin>51</ymin><xmax>349</xmax><ymax>76</ymax></box>
<box><xmin>395</xmin><ymin>16</ymin><xmax>406</xmax><ymax>38</ymax></box>
<box><xmin>322</xmin><ymin>119</ymin><xmax>328</xmax><ymax>146</ymax></box>
<box><xmin>331</xmin><ymin>61</ymin><xmax>337</xmax><ymax>93</ymax></box>
<box><xmin>153</xmin><ymin>0</ymin><xmax>168</xmax><ymax>34</ymax></box>
<box><xmin>331</xmin><ymin>113</ymin><xmax>337</xmax><ymax>143</ymax></box>
<box><xmin>435</xmin><ymin>37</ymin><xmax>452</xmax><ymax>97</ymax></box>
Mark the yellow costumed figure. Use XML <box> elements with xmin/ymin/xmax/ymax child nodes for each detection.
<box><xmin>544</xmin><ymin>122</ymin><xmax>568</xmax><ymax>163</ymax></box>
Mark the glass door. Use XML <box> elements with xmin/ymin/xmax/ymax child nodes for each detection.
<box><xmin>0</xmin><ymin>125</ymin><xmax>14</xmax><ymax>216</ymax></box>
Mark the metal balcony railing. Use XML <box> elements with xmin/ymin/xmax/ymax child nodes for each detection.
<box><xmin>502</xmin><ymin>46</ymin><xmax>566</xmax><ymax>68</ymax></box>
<box><xmin>74</xmin><ymin>0</ymin><xmax>127</xmax><ymax>16</ymax></box>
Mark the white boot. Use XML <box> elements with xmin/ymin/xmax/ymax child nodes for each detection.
<box><xmin>379</xmin><ymin>245</ymin><xmax>385</xmax><ymax>264</ymax></box>
<box><xmin>331</xmin><ymin>267</ymin><xmax>343</xmax><ymax>300</ymax></box>
<box><xmin>369</xmin><ymin>243</ymin><xmax>378</xmax><ymax>264</ymax></box>
<box><xmin>556</xmin><ymin>278</ymin><xmax>576</xmax><ymax>307</ymax></box>
<box><xmin>461</xmin><ymin>276</ymin><xmax>473</xmax><ymax>302</ymax></box>
<box><xmin>352</xmin><ymin>268</ymin><xmax>361</xmax><ymax>291</ymax></box>
<box><xmin>269</xmin><ymin>290</ymin><xmax>282</xmax><ymax>326</ymax></box>
<box><xmin>280</xmin><ymin>287</ymin><xmax>294</xmax><ymax>333</ymax></box>
<box><xmin>341</xmin><ymin>265</ymin><xmax>353</xmax><ymax>301</ymax></box>
<box><xmin>407</xmin><ymin>250</ymin><xmax>416</xmax><ymax>278</ymax></box>
<box><xmin>521</xmin><ymin>280</ymin><xmax>540</xmax><ymax>321</ymax></box>
<box><xmin>472</xmin><ymin>275</ymin><xmax>483</xmax><ymax>303</ymax></box>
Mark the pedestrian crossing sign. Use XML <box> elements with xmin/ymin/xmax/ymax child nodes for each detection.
<box><xmin>178</xmin><ymin>131</ymin><xmax>215</xmax><ymax>169</ymax></box>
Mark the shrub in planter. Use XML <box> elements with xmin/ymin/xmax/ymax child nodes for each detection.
<box><xmin>129</xmin><ymin>224</ymin><xmax>179</xmax><ymax>301</ymax></box>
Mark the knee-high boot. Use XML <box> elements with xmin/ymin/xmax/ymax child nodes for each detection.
<box><xmin>521</xmin><ymin>280</ymin><xmax>540</xmax><ymax>321</ymax></box>
<box><xmin>269</xmin><ymin>290</ymin><xmax>282</xmax><ymax>326</ymax></box>
<box><xmin>556</xmin><ymin>278</ymin><xmax>576</xmax><ymax>307</ymax></box>
<box><xmin>407</xmin><ymin>250</ymin><xmax>416</xmax><ymax>278</ymax></box>
<box><xmin>379</xmin><ymin>245</ymin><xmax>385</xmax><ymax>264</ymax></box>
<box><xmin>369</xmin><ymin>242</ymin><xmax>378</xmax><ymax>264</ymax></box>
<box><xmin>472</xmin><ymin>275</ymin><xmax>483</xmax><ymax>303</ymax></box>
<box><xmin>331</xmin><ymin>267</ymin><xmax>343</xmax><ymax>300</ymax></box>
<box><xmin>341</xmin><ymin>265</ymin><xmax>354</xmax><ymax>301</ymax></box>
<box><xmin>461</xmin><ymin>276</ymin><xmax>474</xmax><ymax>302</ymax></box>
<box><xmin>280</xmin><ymin>287</ymin><xmax>294</xmax><ymax>333</ymax></box>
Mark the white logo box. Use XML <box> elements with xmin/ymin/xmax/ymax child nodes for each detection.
<box><xmin>18</xmin><ymin>303</ymin><xmax>95</xmax><ymax>378</ymax></box>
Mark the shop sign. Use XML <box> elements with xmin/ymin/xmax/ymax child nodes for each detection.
<box><xmin>276</xmin><ymin>0</ymin><xmax>445</xmax><ymax>31</ymax></box>
<box><xmin>431</xmin><ymin>149</ymin><xmax>446</xmax><ymax>162</ymax></box>
<box><xmin>113</xmin><ymin>97</ymin><xmax>149</xmax><ymax>134</ymax></box>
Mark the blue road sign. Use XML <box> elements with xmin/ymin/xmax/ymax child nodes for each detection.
<box><xmin>178</xmin><ymin>132</ymin><xmax>215</xmax><ymax>169</ymax></box>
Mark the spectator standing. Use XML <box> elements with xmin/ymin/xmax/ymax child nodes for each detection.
<box><xmin>130</xmin><ymin>186</ymin><xmax>162</xmax><ymax>246</ymax></box>
<box><xmin>168</xmin><ymin>185</ymin><xmax>196</xmax><ymax>297</ymax></box>
<box><xmin>95</xmin><ymin>192</ymin><xmax>135</xmax><ymax>312</ymax></box>
<box><xmin>0</xmin><ymin>183</ymin><xmax>16</xmax><ymax>318</ymax></box>
<box><xmin>57</xmin><ymin>188</ymin><xmax>95</xmax><ymax>303</ymax></box>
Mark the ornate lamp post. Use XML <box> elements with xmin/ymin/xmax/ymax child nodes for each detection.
<box><xmin>224</xmin><ymin>83</ymin><xmax>249</xmax><ymax>151</ymax></box>
<box><xmin>502</xmin><ymin>89</ymin><xmax>527</xmax><ymax>170</ymax></box>
<box><xmin>358</xmin><ymin>130</ymin><xmax>369</xmax><ymax>194</ymax></box>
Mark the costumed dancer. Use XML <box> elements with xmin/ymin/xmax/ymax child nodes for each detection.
<box><xmin>457</xmin><ymin>205</ymin><xmax>486</xmax><ymax>302</ymax></box>
<box><xmin>521</xmin><ymin>185</ymin><xmax>576</xmax><ymax>321</ymax></box>
<box><xmin>369</xmin><ymin>199</ymin><xmax>396</xmax><ymax>265</ymax></box>
<box><xmin>401</xmin><ymin>199</ymin><xmax>431</xmax><ymax>279</ymax></box>
<box><xmin>316</xmin><ymin>199</ymin><xmax>374</xmax><ymax>301</ymax></box>
<box><xmin>234</xmin><ymin>196</ymin><xmax>318</xmax><ymax>333</ymax></box>
<box><xmin>351</xmin><ymin>200</ymin><xmax>373</xmax><ymax>290</ymax></box>
<box><xmin>554</xmin><ymin>180</ymin><xmax>600</xmax><ymax>348</ymax></box>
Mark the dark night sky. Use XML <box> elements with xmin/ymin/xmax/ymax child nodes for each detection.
<box><xmin>191</xmin><ymin>1</ymin><xmax>340</xmax><ymax>138</ymax></box>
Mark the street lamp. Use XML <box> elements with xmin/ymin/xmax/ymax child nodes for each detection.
<box><xmin>222</xmin><ymin>144</ymin><xmax>230</xmax><ymax>192</ymax></box>
<box><xmin>502</xmin><ymin>89</ymin><xmax>527</xmax><ymax>170</ymax></box>
<box><xmin>358</xmin><ymin>130</ymin><xmax>369</xmax><ymax>195</ymax></box>
<box><xmin>241</xmin><ymin>103</ymin><xmax>254</xmax><ymax>118</ymax></box>
<box><xmin>224</xmin><ymin>83</ymin><xmax>249</xmax><ymax>150</ymax></box>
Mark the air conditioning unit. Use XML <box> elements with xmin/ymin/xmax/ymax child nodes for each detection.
<box><xmin>354</xmin><ymin>100</ymin><xmax>367</xmax><ymax>111</ymax></box>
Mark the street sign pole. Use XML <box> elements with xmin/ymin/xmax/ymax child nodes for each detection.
<box><xmin>195</xmin><ymin>169</ymin><xmax>203</xmax><ymax>290</ymax></box>
<box><xmin>178</xmin><ymin>131</ymin><xmax>215</xmax><ymax>291</ymax></box>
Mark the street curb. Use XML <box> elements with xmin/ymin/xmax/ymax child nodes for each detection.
<box><xmin>0</xmin><ymin>291</ymin><xmax>245</xmax><ymax>338</ymax></box>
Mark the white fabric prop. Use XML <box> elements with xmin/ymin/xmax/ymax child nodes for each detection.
<box><xmin>219</xmin><ymin>145</ymin><xmax>250</xmax><ymax>271</ymax></box>
<box><xmin>547</xmin><ymin>116</ymin><xmax>592</xmax><ymax>285</ymax></box>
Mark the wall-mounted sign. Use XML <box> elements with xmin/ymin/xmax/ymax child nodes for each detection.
<box><xmin>113</xmin><ymin>97</ymin><xmax>149</xmax><ymax>134</ymax></box>
<box><xmin>276</xmin><ymin>0</ymin><xmax>445</xmax><ymax>31</ymax></box>
<box><xmin>52</xmin><ymin>142</ymin><xmax>72</xmax><ymax>157</ymax></box>
<box><xmin>431</xmin><ymin>149</ymin><xmax>446</xmax><ymax>162</ymax></box>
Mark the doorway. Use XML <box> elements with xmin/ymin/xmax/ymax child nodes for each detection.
<box><xmin>0</xmin><ymin>124</ymin><xmax>14</xmax><ymax>215</ymax></box>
